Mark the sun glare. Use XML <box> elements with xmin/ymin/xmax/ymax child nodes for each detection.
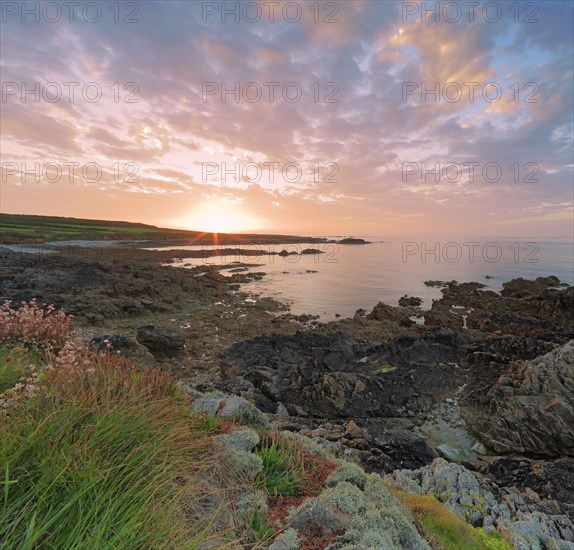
<box><xmin>173</xmin><ymin>200</ymin><xmax>263</xmax><ymax>233</ymax></box>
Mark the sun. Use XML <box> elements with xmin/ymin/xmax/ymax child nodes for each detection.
<box><xmin>173</xmin><ymin>200</ymin><xmax>263</xmax><ymax>234</ymax></box>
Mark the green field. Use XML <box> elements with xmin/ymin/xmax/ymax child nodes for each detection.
<box><xmin>0</xmin><ymin>213</ymin><xmax>203</xmax><ymax>243</ymax></box>
<box><xmin>0</xmin><ymin>213</ymin><xmax>327</xmax><ymax>245</ymax></box>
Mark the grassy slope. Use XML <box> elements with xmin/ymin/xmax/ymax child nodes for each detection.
<box><xmin>0</xmin><ymin>343</ymin><xmax>234</xmax><ymax>547</ymax></box>
<box><xmin>0</xmin><ymin>213</ymin><xmax>325</xmax><ymax>244</ymax></box>
<box><xmin>0</xmin><ymin>213</ymin><xmax>203</xmax><ymax>243</ymax></box>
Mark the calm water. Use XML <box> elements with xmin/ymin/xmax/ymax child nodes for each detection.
<box><xmin>151</xmin><ymin>238</ymin><xmax>574</xmax><ymax>321</ymax></box>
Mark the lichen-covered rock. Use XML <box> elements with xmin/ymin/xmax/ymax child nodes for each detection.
<box><xmin>497</xmin><ymin>511</ymin><xmax>574</xmax><ymax>550</ymax></box>
<box><xmin>386</xmin><ymin>458</ymin><xmax>574</xmax><ymax>549</ymax></box>
<box><xmin>268</xmin><ymin>528</ymin><xmax>300</xmax><ymax>550</ymax></box>
<box><xmin>287</xmin><ymin>473</ymin><xmax>429</xmax><ymax>550</ymax></box>
<box><xmin>236</xmin><ymin>490</ymin><xmax>268</xmax><ymax>529</ymax></box>
<box><xmin>326</xmin><ymin>462</ymin><xmax>367</xmax><ymax>490</ymax></box>
<box><xmin>214</xmin><ymin>428</ymin><xmax>259</xmax><ymax>452</ymax></box>
<box><xmin>387</xmin><ymin>458</ymin><xmax>510</xmax><ymax>527</ymax></box>
<box><xmin>330</xmin><ymin>509</ymin><xmax>396</xmax><ymax>549</ymax></box>
<box><xmin>287</xmin><ymin>497</ymin><xmax>349</xmax><ymax>533</ymax></box>
<box><xmin>324</xmin><ymin>482</ymin><xmax>366</xmax><ymax>515</ymax></box>
<box><xmin>280</xmin><ymin>430</ymin><xmax>329</xmax><ymax>456</ymax></box>
<box><xmin>224</xmin><ymin>449</ymin><xmax>263</xmax><ymax>481</ymax></box>
<box><xmin>191</xmin><ymin>394</ymin><xmax>269</xmax><ymax>427</ymax></box>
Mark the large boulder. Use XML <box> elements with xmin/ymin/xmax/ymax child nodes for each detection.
<box><xmin>89</xmin><ymin>334</ymin><xmax>155</xmax><ymax>367</ymax></box>
<box><xmin>462</xmin><ymin>340</ymin><xmax>574</xmax><ymax>457</ymax></box>
<box><xmin>136</xmin><ymin>325</ymin><xmax>185</xmax><ymax>358</ymax></box>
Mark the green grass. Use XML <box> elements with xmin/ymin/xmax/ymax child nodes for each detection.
<box><xmin>255</xmin><ymin>435</ymin><xmax>306</xmax><ymax>497</ymax></box>
<box><xmin>396</xmin><ymin>492</ymin><xmax>512</xmax><ymax>550</ymax></box>
<box><xmin>0</xmin><ymin>346</ymin><xmax>41</xmax><ymax>393</ymax></box>
<box><xmin>249</xmin><ymin>505</ymin><xmax>275</xmax><ymax>542</ymax></box>
<box><xmin>370</xmin><ymin>363</ymin><xmax>397</xmax><ymax>375</ymax></box>
<box><xmin>0</xmin><ymin>350</ymin><xmax>233</xmax><ymax>549</ymax></box>
<box><xmin>0</xmin><ymin>213</ymin><xmax>201</xmax><ymax>243</ymax></box>
<box><xmin>0</xmin><ymin>348</ymin><xmax>24</xmax><ymax>393</ymax></box>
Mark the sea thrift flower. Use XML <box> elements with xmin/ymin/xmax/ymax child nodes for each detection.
<box><xmin>0</xmin><ymin>300</ymin><xmax>73</xmax><ymax>349</ymax></box>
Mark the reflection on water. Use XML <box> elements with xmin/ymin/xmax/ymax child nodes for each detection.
<box><xmin>154</xmin><ymin>238</ymin><xmax>574</xmax><ymax>321</ymax></box>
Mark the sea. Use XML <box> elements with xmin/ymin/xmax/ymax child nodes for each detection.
<box><xmin>149</xmin><ymin>237</ymin><xmax>574</xmax><ymax>321</ymax></box>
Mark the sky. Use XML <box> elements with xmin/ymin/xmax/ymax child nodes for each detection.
<box><xmin>1</xmin><ymin>0</ymin><xmax>573</xmax><ymax>237</ymax></box>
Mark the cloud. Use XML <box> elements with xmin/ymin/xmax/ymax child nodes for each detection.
<box><xmin>1</xmin><ymin>0</ymin><xmax>572</xmax><ymax>236</ymax></box>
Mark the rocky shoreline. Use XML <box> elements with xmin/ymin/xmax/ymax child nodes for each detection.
<box><xmin>1</xmin><ymin>245</ymin><xmax>573</xmax><ymax>548</ymax></box>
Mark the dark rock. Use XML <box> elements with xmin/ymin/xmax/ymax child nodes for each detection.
<box><xmin>398</xmin><ymin>295</ymin><xmax>423</xmax><ymax>307</ymax></box>
<box><xmin>90</xmin><ymin>334</ymin><xmax>136</xmax><ymax>354</ymax></box>
<box><xmin>215</xmin><ymin>376</ymin><xmax>255</xmax><ymax>395</ymax></box>
<box><xmin>366</xmin><ymin>302</ymin><xmax>414</xmax><ymax>326</ymax></box>
<box><xmin>338</xmin><ymin>238</ymin><xmax>371</xmax><ymax>245</ymax></box>
<box><xmin>136</xmin><ymin>325</ymin><xmax>185</xmax><ymax>358</ymax></box>
<box><xmin>500</xmin><ymin>276</ymin><xmax>561</xmax><ymax>299</ymax></box>
<box><xmin>474</xmin><ymin>457</ymin><xmax>574</xmax><ymax>518</ymax></box>
<box><xmin>462</xmin><ymin>340</ymin><xmax>574</xmax><ymax>458</ymax></box>
<box><xmin>424</xmin><ymin>280</ymin><xmax>457</xmax><ymax>287</ymax></box>
<box><xmin>424</xmin><ymin>278</ymin><xmax>574</xmax><ymax>335</ymax></box>
<box><xmin>368</xmin><ymin>429</ymin><xmax>439</xmax><ymax>473</ymax></box>
<box><xmin>221</xmin><ymin>329</ymin><xmax>463</xmax><ymax>419</ymax></box>
<box><xmin>89</xmin><ymin>334</ymin><xmax>155</xmax><ymax>366</ymax></box>
<box><xmin>253</xmin><ymin>392</ymin><xmax>278</xmax><ymax>414</ymax></box>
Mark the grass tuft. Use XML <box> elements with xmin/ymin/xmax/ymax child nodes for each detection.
<box><xmin>0</xmin><ymin>343</ymin><xmax>234</xmax><ymax>548</ymax></box>
<box><xmin>256</xmin><ymin>434</ymin><xmax>306</xmax><ymax>497</ymax></box>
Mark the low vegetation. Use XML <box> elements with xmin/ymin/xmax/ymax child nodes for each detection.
<box><xmin>396</xmin><ymin>492</ymin><xmax>512</xmax><ymax>550</ymax></box>
<box><xmin>0</xmin><ymin>213</ymin><xmax>326</xmax><ymax>244</ymax></box>
<box><xmin>371</xmin><ymin>363</ymin><xmax>398</xmax><ymax>374</ymax></box>
<box><xmin>256</xmin><ymin>434</ymin><xmax>307</xmax><ymax>497</ymax></box>
<box><xmin>0</xmin><ymin>301</ymin><xmax>235</xmax><ymax>548</ymax></box>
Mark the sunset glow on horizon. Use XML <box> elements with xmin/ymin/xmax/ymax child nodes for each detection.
<box><xmin>171</xmin><ymin>199</ymin><xmax>267</xmax><ymax>234</ymax></box>
<box><xmin>1</xmin><ymin>1</ymin><xmax>573</xmax><ymax>237</ymax></box>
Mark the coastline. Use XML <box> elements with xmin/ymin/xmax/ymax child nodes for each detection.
<box><xmin>1</xmin><ymin>242</ymin><xmax>573</xmax><ymax>546</ymax></box>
